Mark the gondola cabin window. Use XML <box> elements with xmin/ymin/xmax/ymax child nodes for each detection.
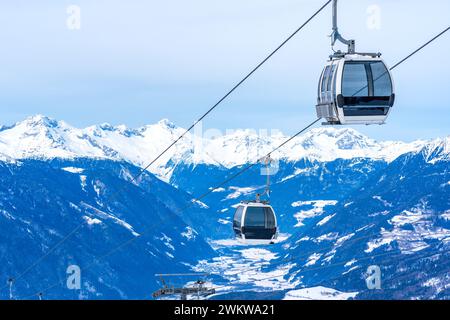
<box><xmin>342</xmin><ymin>63</ymin><xmax>369</xmax><ymax>96</ymax></box>
<box><xmin>233</xmin><ymin>206</ymin><xmax>244</xmax><ymax>228</ymax></box>
<box><xmin>244</xmin><ymin>207</ymin><xmax>266</xmax><ymax>227</ymax></box>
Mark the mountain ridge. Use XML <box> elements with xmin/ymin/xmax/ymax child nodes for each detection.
<box><xmin>0</xmin><ymin>116</ymin><xmax>448</xmax><ymax>299</ymax></box>
<box><xmin>0</xmin><ymin>115</ymin><xmax>448</xmax><ymax>181</ymax></box>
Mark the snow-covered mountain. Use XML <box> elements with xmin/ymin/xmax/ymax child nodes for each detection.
<box><xmin>1</xmin><ymin>115</ymin><xmax>448</xmax><ymax>300</ymax></box>
<box><xmin>0</xmin><ymin>158</ymin><xmax>217</xmax><ymax>299</ymax></box>
<box><xmin>0</xmin><ymin>116</ymin><xmax>190</xmax><ymax>180</ymax></box>
<box><xmin>179</xmin><ymin>136</ymin><xmax>449</xmax><ymax>300</ymax></box>
<box><xmin>1</xmin><ymin>115</ymin><xmax>446</xmax><ymax>181</ymax></box>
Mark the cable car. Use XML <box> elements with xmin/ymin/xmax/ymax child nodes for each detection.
<box><xmin>231</xmin><ymin>155</ymin><xmax>278</xmax><ymax>244</ymax></box>
<box><xmin>316</xmin><ymin>53</ymin><xmax>395</xmax><ymax>125</ymax></box>
<box><xmin>232</xmin><ymin>200</ymin><xmax>278</xmax><ymax>244</ymax></box>
<box><xmin>317</xmin><ymin>0</ymin><xmax>395</xmax><ymax>125</ymax></box>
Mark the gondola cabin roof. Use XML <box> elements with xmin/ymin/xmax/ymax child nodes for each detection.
<box><xmin>329</xmin><ymin>52</ymin><xmax>382</xmax><ymax>61</ymax></box>
<box><xmin>239</xmin><ymin>200</ymin><xmax>271</xmax><ymax>206</ymax></box>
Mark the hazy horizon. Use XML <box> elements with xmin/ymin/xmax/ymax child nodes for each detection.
<box><xmin>1</xmin><ymin>0</ymin><xmax>449</xmax><ymax>142</ymax></box>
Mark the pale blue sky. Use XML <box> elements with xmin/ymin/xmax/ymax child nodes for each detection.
<box><xmin>0</xmin><ymin>0</ymin><xmax>449</xmax><ymax>141</ymax></box>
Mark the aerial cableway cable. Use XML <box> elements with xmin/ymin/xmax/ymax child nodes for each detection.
<box><xmin>1</xmin><ymin>0</ymin><xmax>333</xmax><ymax>294</ymax></box>
<box><xmin>17</xmin><ymin>24</ymin><xmax>450</xmax><ymax>299</ymax></box>
<box><xmin>130</xmin><ymin>0</ymin><xmax>332</xmax><ymax>180</ymax></box>
<box><xmin>188</xmin><ymin>24</ymin><xmax>450</xmax><ymax>281</ymax></box>
<box><xmin>1</xmin><ymin>224</ymin><xmax>83</xmax><ymax>293</ymax></box>
<box><xmin>390</xmin><ymin>26</ymin><xmax>450</xmax><ymax>70</ymax></box>
<box><xmin>18</xmin><ymin>117</ymin><xmax>322</xmax><ymax>299</ymax></box>
<box><xmin>184</xmin><ymin>118</ymin><xmax>321</xmax><ymax>212</ymax></box>
<box><xmin>9</xmin><ymin>21</ymin><xmax>450</xmax><ymax>301</ymax></box>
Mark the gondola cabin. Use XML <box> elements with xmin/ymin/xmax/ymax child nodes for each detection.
<box><xmin>233</xmin><ymin>201</ymin><xmax>278</xmax><ymax>244</ymax></box>
<box><xmin>316</xmin><ymin>53</ymin><xmax>395</xmax><ymax>125</ymax></box>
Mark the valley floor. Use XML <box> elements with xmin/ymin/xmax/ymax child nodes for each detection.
<box><xmin>190</xmin><ymin>236</ymin><xmax>358</xmax><ymax>300</ymax></box>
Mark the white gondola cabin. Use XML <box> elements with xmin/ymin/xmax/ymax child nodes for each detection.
<box><xmin>317</xmin><ymin>1</ymin><xmax>396</xmax><ymax>125</ymax></box>
<box><xmin>316</xmin><ymin>53</ymin><xmax>395</xmax><ymax>125</ymax></box>
<box><xmin>233</xmin><ymin>201</ymin><xmax>278</xmax><ymax>244</ymax></box>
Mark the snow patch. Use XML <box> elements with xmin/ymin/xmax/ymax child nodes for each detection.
<box><xmin>389</xmin><ymin>210</ymin><xmax>425</xmax><ymax>226</ymax></box>
<box><xmin>291</xmin><ymin>200</ymin><xmax>337</xmax><ymax>227</ymax></box>
<box><xmin>316</xmin><ymin>232</ymin><xmax>338</xmax><ymax>243</ymax></box>
<box><xmin>80</xmin><ymin>175</ymin><xmax>87</xmax><ymax>191</ymax></box>
<box><xmin>439</xmin><ymin>210</ymin><xmax>450</xmax><ymax>221</ymax></box>
<box><xmin>158</xmin><ymin>233</ymin><xmax>175</xmax><ymax>251</ymax></box>
<box><xmin>226</xmin><ymin>186</ymin><xmax>257</xmax><ymax>200</ymax></box>
<box><xmin>305</xmin><ymin>253</ymin><xmax>322</xmax><ymax>267</ymax></box>
<box><xmin>0</xmin><ymin>210</ymin><xmax>15</xmax><ymax>220</ymax></box>
<box><xmin>344</xmin><ymin>259</ymin><xmax>357</xmax><ymax>267</ymax></box>
<box><xmin>83</xmin><ymin>216</ymin><xmax>102</xmax><ymax>225</ymax></box>
<box><xmin>62</xmin><ymin>167</ymin><xmax>84</xmax><ymax>174</ymax></box>
<box><xmin>280</xmin><ymin>166</ymin><xmax>318</xmax><ymax>182</ymax></box>
<box><xmin>81</xmin><ymin>202</ymin><xmax>140</xmax><ymax>236</ymax></box>
<box><xmin>373</xmin><ymin>195</ymin><xmax>392</xmax><ymax>207</ymax></box>
<box><xmin>335</xmin><ymin>233</ymin><xmax>355</xmax><ymax>247</ymax></box>
<box><xmin>317</xmin><ymin>214</ymin><xmax>335</xmax><ymax>226</ymax></box>
<box><xmin>422</xmin><ymin>277</ymin><xmax>449</xmax><ymax>294</ymax></box>
<box><xmin>195</xmin><ymin>255</ymin><xmax>297</xmax><ymax>291</ymax></box>
<box><xmin>239</xmin><ymin>248</ymin><xmax>277</xmax><ymax>261</ymax></box>
<box><xmin>283</xmin><ymin>286</ymin><xmax>358</xmax><ymax>300</ymax></box>
<box><xmin>181</xmin><ymin>226</ymin><xmax>198</xmax><ymax>240</ymax></box>
<box><xmin>192</xmin><ymin>199</ymin><xmax>209</xmax><ymax>209</ymax></box>
<box><xmin>366</xmin><ymin>206</ymin><xmax>450</xmax><ymax>254</ymax></box>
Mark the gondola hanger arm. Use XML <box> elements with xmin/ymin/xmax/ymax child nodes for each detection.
<box><xmin>331</xmin><ymin>0</ymin><xmax>355</xmax><ymax>53</ymax></box>
<box><xmin>258</xmin><ymin>154</ymin><xmax>272</xmax><ymax>199</ymax></box>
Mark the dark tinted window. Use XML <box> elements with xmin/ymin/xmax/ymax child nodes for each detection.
<box><xmin>317</xmin><ymin>68</ymin><xmax>325</xmax><ymax>96</ymax></box>
<box><xmin>233</xmin><ymin>206</ymin><xmax>244</xmax><ymax>227</ymax></box>
<box><xmin>265</xmin><ymin>207</ymin><xmax>276</xmax><ymax>228</ymax></box>
<box><xmin>327</xmin><ymin>64</ymin><xmax>336</xmax><ymax>91</ymax></box>
<box><xmin>244</xmin><ymin>207</ymin><xmax>266</xmax><ymax>227</ymax></box>
<box><xmin>342</xmin><ymin>61</ymin><xmax>392</xmax><ymax>98</ymax></box>
<box><xmin>321</xmin><ymin>66</ymin><xmax>331</xmax><ymax>93</ymax></box>
<box><xmin>342</xmin><ymin>63</ymin><xmax>368</xmax><ymax>96</ymax></box>
<box><xmin>370</xmin><ymin>61</ymin><xmax>392</xmax><ymax>96</ymax></box>
<box><xmin>244</xmin><ymin>207</ymin><xmax>276</xmax><ymax>228</ymax></box>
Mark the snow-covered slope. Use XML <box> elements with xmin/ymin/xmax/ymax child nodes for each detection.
<box><xmin>0</xmin><ymin>158</ymin><xmax>216</xmax><ymax>299</ymax></box>
<box><xmin>1</xmin><ymin>116</ymin><xmax>448</xmax><ymax>300</ymax></box>
<box><xmin>188</xmin><ymin>143</ymin><xmax>449</xmax><ymax>300</ymax></box>
<box><xmin>0</xmin><ymin>115</ymin><xmax>447</xmax><ymax>181</ymax></box>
